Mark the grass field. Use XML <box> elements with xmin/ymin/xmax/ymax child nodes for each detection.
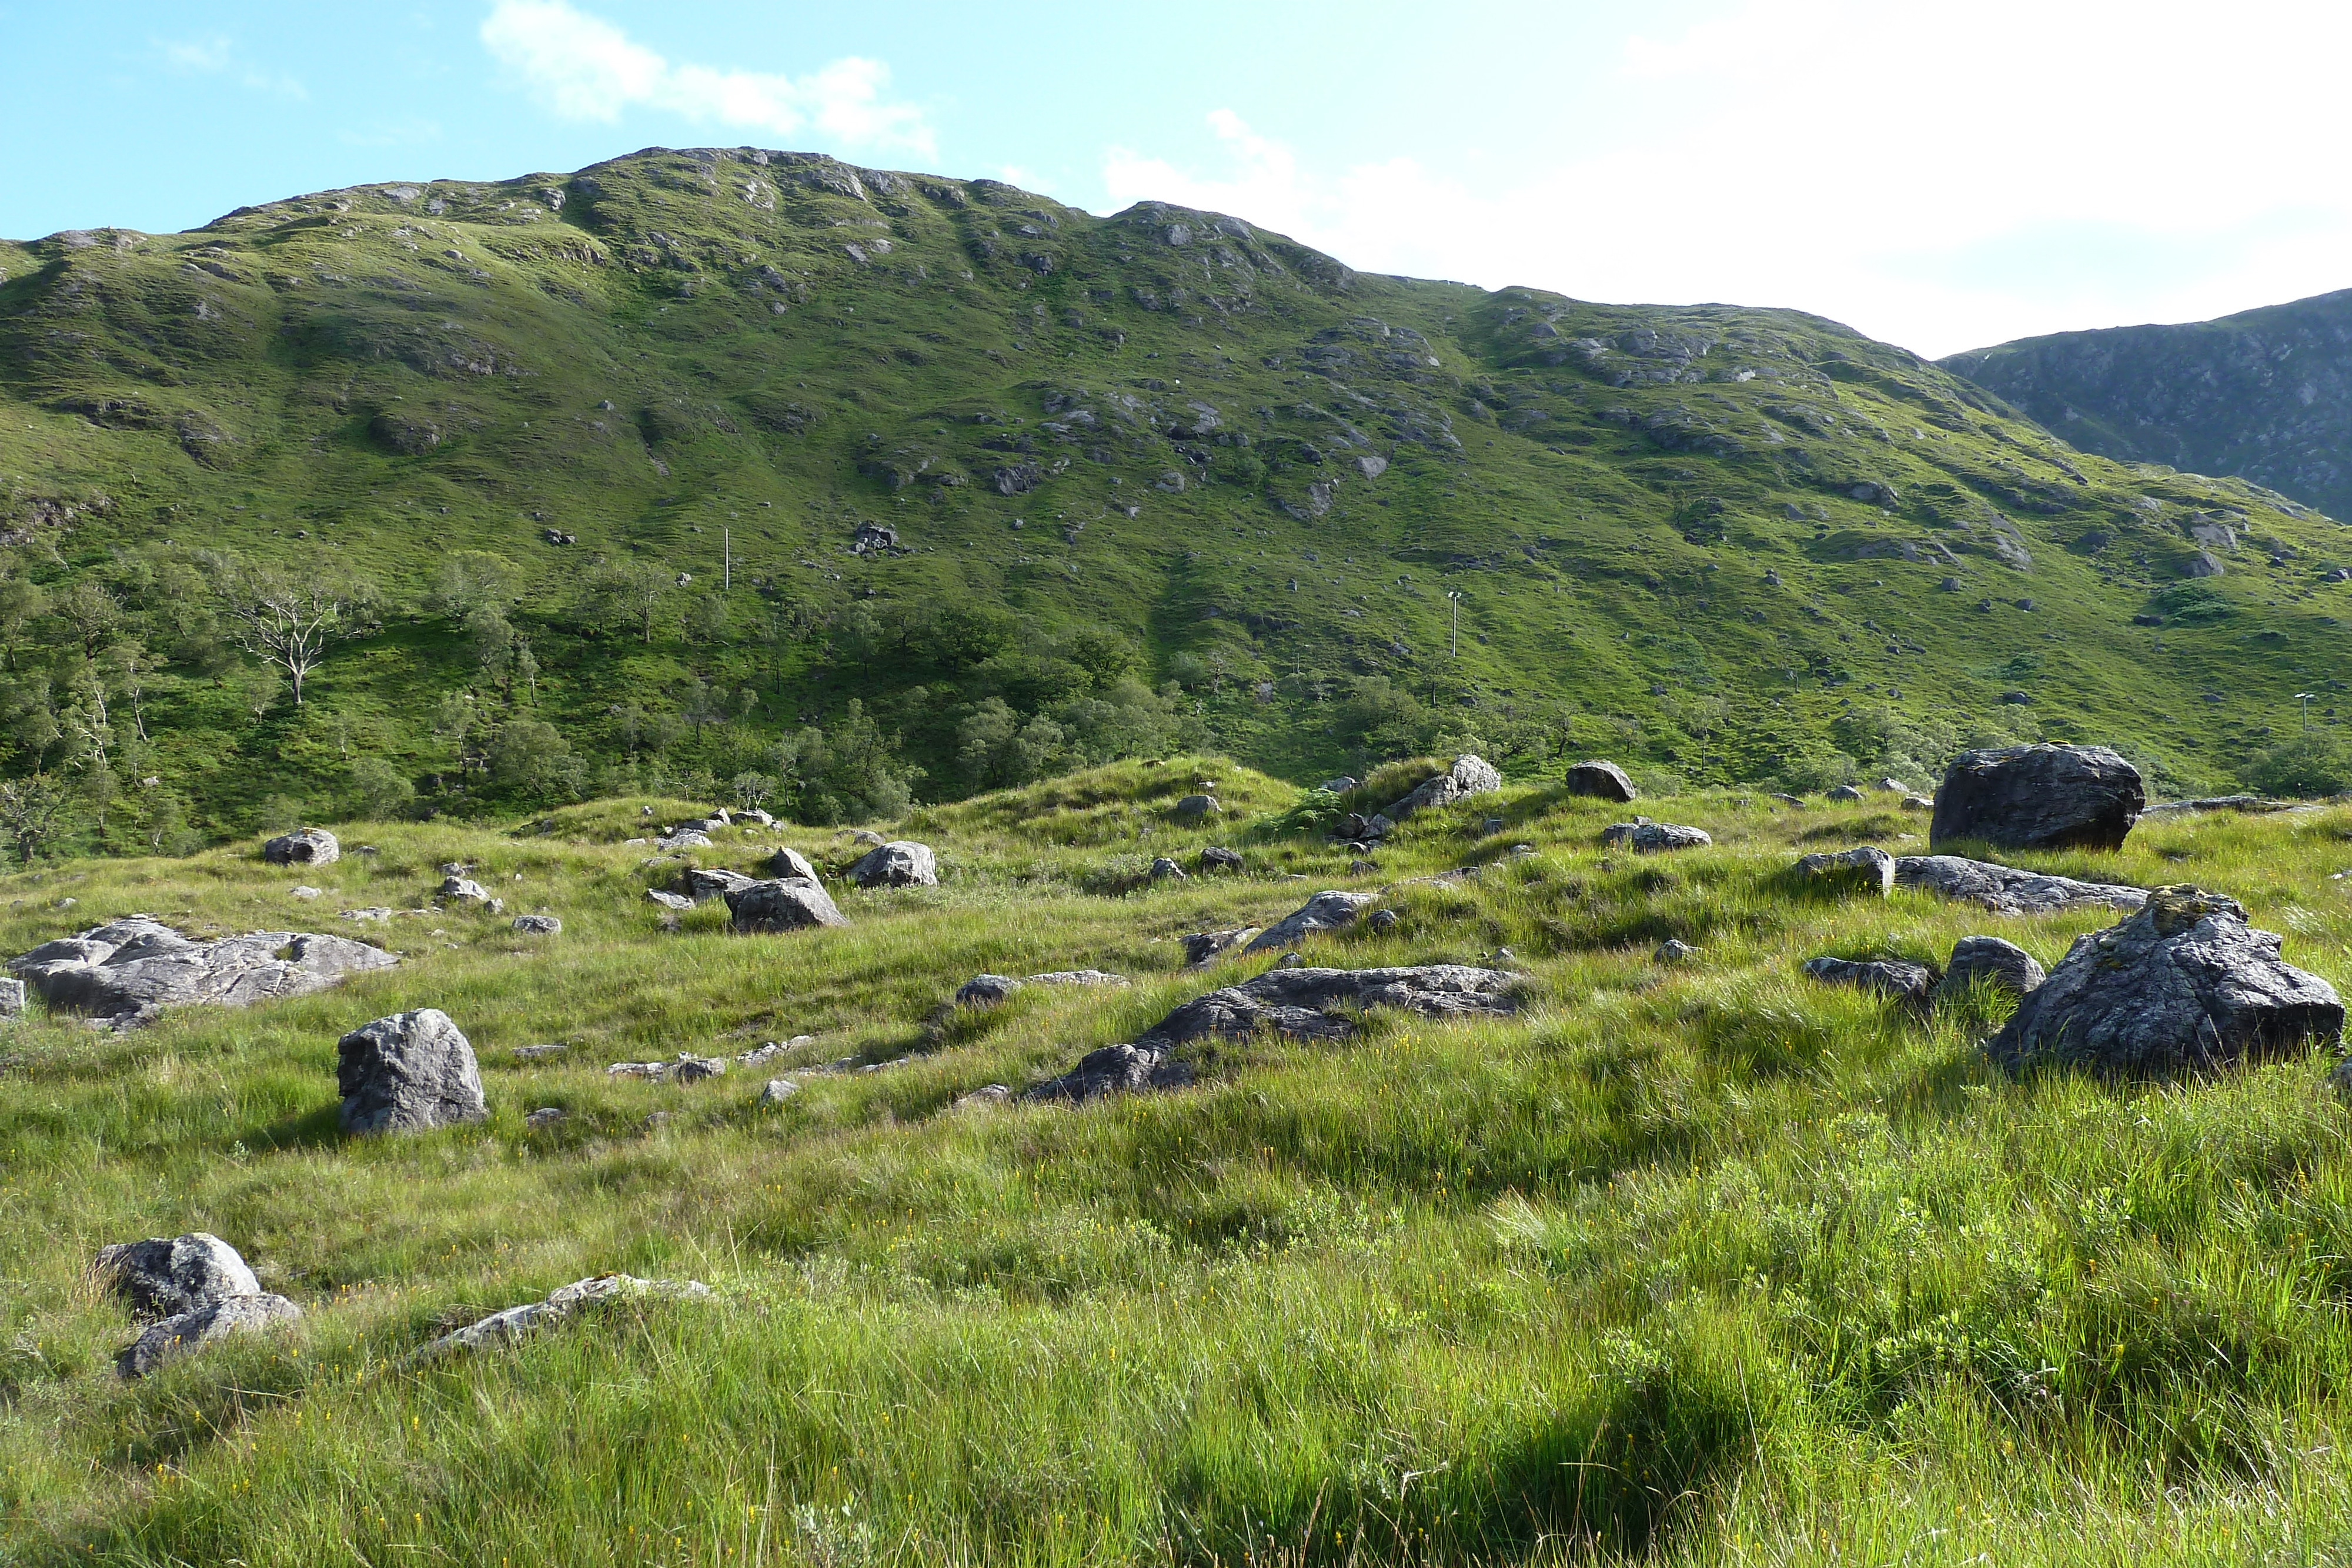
<box><xmin>0</xmin><ymin>758</ymin><xmax>2348</xmax><ymax>1564</ymax></box>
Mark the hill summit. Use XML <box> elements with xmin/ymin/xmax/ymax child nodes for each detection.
<box><xmin>1</xmin><ymin>145</ymin><xmax>2347</xmax><ymax>845</ymax></box>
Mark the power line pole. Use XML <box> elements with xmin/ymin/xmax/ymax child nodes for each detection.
<box><xmin>723</xmin><ymin>527</ymin><xmax>731</xmax><ymax>591</ymax></box>
<box><xmin>1448</xmin><ymin>590</ymin><xmax>1462</xmax><ymax>657</ymax></box>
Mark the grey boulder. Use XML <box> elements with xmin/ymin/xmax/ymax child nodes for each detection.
<box><xmin>957</xmin><ymin>974</ymin><xmax>1021</xmax><ymax>1006</ymax></box>
<box><xmin>1182</xmin><ymin>927</ymin><xmax>1261</xmax><ymax>966</ymax></box>
<box><xmin>1148</xmin><ymin>856</ymin><xmax>1188</xmax><ymax>881</ymax></box>
<box><xmin>850</xmin><ymin>840</ymin><xmax>938</xmax><ymax>888</ymax></box>
<box><xmin>1172</xmin><ymin>794</ymin><xmax>1221</xmax><ymax>818</ymax></box>
<box><xmin>1244</xmin><ymin>890</ymin><xmax>1375</xmax><ymax>952</ymax></box>
<box><xmin>766</xmin><ymin>846</ymin><xmax>820</xmax><ymax>881</ymax></box>
<box><xmin>262</xmin><ymin>827</ymin><xmax>339</xmax><ymax>866</ymax></box>
<box><xmin>510</xmin><ymin>914</ymin><xmax>562</xmax><ymax>935</ymax></box>
<box><xmin>1985</xmin><ymin>887</ymin><xmax>2344</xmax><ymax>1075</ymax></box>
<box><xmin>439</xmin><ymin>876</ymin><xmax>498</xmax><ymax>908</ymax></box>
<box><xmin>1385</xmin><ymin>754</ymin><xmax>1503</xmax><ymax>820</ymax></box>
<box><xmin>1931</xmin><ymin>743</ymin><xmax>2145</xmax><ymax>852</ymax></box>
<box><xmin>1894</xmin><ymin>855</ymin><xmax>2146</xmax><ymax>915</ymax></box>
<box><xmin>9</xmin><ymin>916</ymin><xmax>397</xmax><ymax>1028</ymax></box>
<box><xmin>96</xmin><ymin>1232</ymin><xmax>259</xmax><ymax>1318</ymax></box>
<box><xmin>1935</xmin><ymin>935</ymin><xmax>2046</xmax><ymax>1004</ymax></box>
<box><xmin>1563</xmin><ymin>760</ymin><xmax>1638</xmax><ymax>803</ymax></box>
<box><xmin>725</xmin><ymin>877</ymin><xmax>848</xmax><ymax>932</ymax></box>
<box><xmin>1198</xmin><ymin>846</ymin><xmax>1244</xmax><ymax>873</ymax></box>
<box><xmin>679</xmin><ymin>867</ymin><xmax>759</xmax><ymax>903</ymax></box>
<box><xmin>1138</xmin><ymin>964</ymin><xmax>1519</xmax><ymax>1049</ymax></box>
<box><xmin>119</xmin><ymin>1292</ymin><xmax>302</xmax><ymax>1379</ymax></box>
<box><xmin>337</xmin><ymin>1008</ymin><xmax>487</xmax><ymax>1134</ymax></box>
<box><xmin>1600</xmin><ymin>818</ymin><xmax>1713</xmax><ymax>852</ymax></box>
<box><xmin>1024</xmin><ymin>1044</ymin><xmax>1194</xmax><ymax>1104</ymax></box>
<box><xmin>1802</xmin><ymin>956</ymin><xmax>1937</xmax><ymax>1008</ymax></box>
<box><xmin>416</xmin><ymin>1274</ymin><xmax>710</xmax><ymax>1360</ymax></box>
<box><xmin>1826</xmin><ymin>785</ymin><xmax>1866</xmax><ymax>803</ymax></box>
<box><xmin>1795</xmin><ymin>845</ymin><xmax>1895</xmax><ymax>896</ymax></box>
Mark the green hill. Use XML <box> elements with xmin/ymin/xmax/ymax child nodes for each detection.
<box><xmin>3</xmin><ymin>146</ymin><xmax>2350</xmax><ymax>850</ymax></box>
<box><xmin>1943</xmin><ymin>287</ymin><xmax>2352</xmax><ymax>524</ymax></box>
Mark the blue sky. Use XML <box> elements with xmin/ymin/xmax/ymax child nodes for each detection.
<box><xmin>3</xmin><ymin>1</ymin><xmax>2347</xmax><ymax>358</ymax></box>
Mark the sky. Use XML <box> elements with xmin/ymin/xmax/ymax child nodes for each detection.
<box><xmin>2</xmin><ymin>0</ymin><xmax>2348</xmax><ymax>359</ymax></box>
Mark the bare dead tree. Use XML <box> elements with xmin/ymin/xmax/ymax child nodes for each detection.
<box><xmin>211</xmin><ymin>559</ymin><xmax>377</xmax><ymax>707</ymax></box>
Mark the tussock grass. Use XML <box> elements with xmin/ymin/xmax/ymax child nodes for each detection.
<box><xmin>4</xmin><ymin>768</ymin><xmax>2352</xmax><ymax>1563</ymax></box>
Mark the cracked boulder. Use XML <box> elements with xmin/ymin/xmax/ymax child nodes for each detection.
<box><xmin>1137</xmin><ymin>964</ymin><xmax>1519</xmax><ymax>1049</ymax></box>
<box><xmin>1384</xmin><ymin>754</ymin><xmax>1503</xmax><ymax>820</ymax></box>
<box><xmin>850</xmin><ymin>840</ymin><xmax>938</xmax><ymax>888</ymax></box>
<box><xmin>1563</xmin><ymin>760</ymin><xmax>1638</xmax><ymax>803</ymax></box>
<box><xmin>1930</xmin><ymin>743</ymin><xmax>2145</xmax><ymax>852</ymax></box>
<box><xmin>96</xmin><ymin>1232</ymin><xmax>300</xmax><ymax>1379</ymax></box>
<box><xmin>337</xmin><ymin>1008</ymin><xmax>487</xmax><ymax>1134</ymax></box>
<box><xmin>119</xmin><ymin>1292</ymin><xmax>303</xmax><ymax>1379</ymax></box>
<box><xmin>1600</xmin><ymin>818</ymin><xmax>1713</xmax><ymax>852</ymax></box>
<box><xmin>262</xmin><ymin>827</ymin><xmax>339</xmax><ymax>866</ymax></box>
<box><xmin>9</xmin><ymin>916</ymin><xmax>397</xmax><ymax>1029</ymax></box>
<box><xmin>725</xmin><ymin>877</ymin><xmax>848</xmax><ymax>932</ymax></box>
<box><xmin>1985</xmin><ymin>886</ymin><xmax>2343</xmax><ymax>1076</ymax></box>
<box><xmin>1802</xmin><ymin>956</ymin><xmax>1937</xmax><ymax>1008</ymax></box>
<box><xmin>1244</xmin><ymin>891</ymin><xmax>1375</xmax><ymax>952</ymax></box>
<box><xmin>1894</xmin><ymin>855</ymin><xmax>2146</xmax><ymax>915</ymax></box>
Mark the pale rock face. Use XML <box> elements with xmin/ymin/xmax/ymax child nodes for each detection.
<box><xmin>1244</xmin><ymin>890</ymin><xmax>1375</xmax><ymax>952</ymax></box>
<box><xmin>849</xmin><ymin>841</ymin><xmax>938</xmax><ymax>888</ymax></box>
<box><xmin>336</xmin><ymin>1009</ymin><xmax>487</xmax><ymax>1134</ymax></box>
<box><xmin>8</xmin><ymin>917</ymin><xmax>396</xmax><ymax>1029</ymax></box>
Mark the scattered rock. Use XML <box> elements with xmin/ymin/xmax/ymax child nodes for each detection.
<box><xmin>1795</xmin><ymin>845</ymin><xmax>1896</xmax><ymax>897</ymax></box>
<box><xmin>1024</xmin><ymin>1043</ymin><xmax>1193</xmax><ymax>1104</ymax></box>
<box><xmin>1654</xmin><ymin>938</ymin><xmax>1702</xmax><ymax>964</ymax></box>
<box><xmin>1935</xmin><ymin>936</ymin><xmax>2046</xmax><ymax>1005</ymax></box>
<box><xmin>513</xmin><ymin>1043</ymin><xmax>567</xmax><ymax>1062</ymax></box>
<box><xmin>1930</xmin><ymin>743</ymin><xmax>2145</xmax><ymax>852</ymax></box>
<box><xmin>1874</xmin><ymin>777</ymin><xmax>1908</xmax><ymax>794</ymax></box>
<box><xmin>656</xmin><ymin>830</ymin><xmax>714</xmax><ymax>851</ymax></box>
<box><xmin>1182</xmin><ymin>928</ymin><xmax>1260</xmax><ymax>966</ymax></box>
<box><xmin>1826</xmin><ymin>785</ymin><xmax>1866</xmax><ymax>803</ymax></box>
<box><xmin>96</xmin><ymin>1233</ymin><xmax>260</xmax><ymax>1318</ymax></box>
<box><xmin>1198</xmin><ymin>846</ymin><xmax>1244</xmax><ymax>874</ymax></box>
<box><xmin>1320</xmin><ymin>777</ymin><xmax>1359</xmax><ymax>794</ymax></box>
<box><xmin>1802</xmin><ymin>956</ymin><xmax>1936</xmax><ymax>1008</ymax></box>
<box><xmin>1244</xmin><ymin>890</ymin><xmax>1376</xmax><ymax>952</ymax></box>
<box><xmin>953</xmin><ymin>1083</ymin><xmax>1014</xmax><ymax>1109</ymax></box>
<box><xmin>289</xmin><ymin>885</ymin><xmax>321</xmax><ymax>900</ymax></box>
<box><xmin>1148</xmin><ymin>856</ymin><xmax>1188</xmax><ymax>881</ymax></box>
<box><xmin>1137</xmin><ymin>964</ymin><xmax>1519</xmax><ymax>1051</ymax></box>
<box><xmin>1367</xmin><ymin>909</ymin><xmax>1401</xmax><ymax>934</ymax></box>
<box><xmin>1563</xmin><ymin>760</ymin><xmax>1638</xmax><ymax>803</ymax></box>
<box><xmin>1599</xmin><ymin>819</ymin><xmax>1713</xmax><ymax>852</ymax></box>
<box><xmin>524</xmin><ymin>1106</ymin><xmax>567</xmax><ymax>1129</ymax></box>
<box><xmin>1894</xmin><ymin>855</ymin><xmax>2146</xmax><ymax>915</ymax></box>
<box><xmin>338</xmin><ymin>1009</ymin><xmax>486</xmax><ymax>1135</ymax></box>
<box><xmin>119</xmin><ymin>1292</ymin><xmax>302</xmax><ymax>1379</ymax></box>
<box><xmin>766</xmin><ymin>847</ymin><xmax>820</xmax><ymax>881</ymax></box>
<box><xmin>8</xmin><ymin>916</ymin><xmax>397</xmax><ymax>1029</ymax></box>
<box><xmin>849</xmin><ymin>840</ymin><xmax>938</xmax><ymax>888</ymax></box>
<box><xmin>1902</xmin><ymin>794</ymin><xmax>1934</xmax><ymax>811</ymax></box>
<box><xmin>439</xmin><ymin>876</ymin><xmax>498</xmax><ymax>908</ymax></box>
<box><xmin>510</xmin><ymin>914</ymin><xmax>562</xmax><ymax>935</ymax></box>
<box><xmin>644</xmin><ymin>888</ymin><xmax>693</xmax><ymax>911</ymax></box>
<box><xmin>0</xmin><ymin>977</ymin><xmax>23</xmax><ymax>1017</ymax></box>
<box><xmin>1385</xmin><ymin>754</ymin><xmax>1504</xmax><ymax>820</ymax></box>
<box><xmin>679</xmin><ymin>867</ymin><xmax>759</xmax><ymax>903</ymax></box>
<box><xmin>1986</xmin><ymin>887</ymin><xmax>2343</xmax><ymax>1075</ymax></box>
<box><xmin>416</xmin><ymin>1275</ymin><xmax>711</xmax><ymax>1360</ymax></box>
<box><xmin>1770</xmin><ymin>793</ymin><xmax>1806</xmax><ymax>808</ymax></box>
<box><xmin>957</xmin><ymin>974</ymin><xmax>1021</xmax><ymax>1006</ymax></box>
<box><xmin>725</xmin><ymin>878</ymin><xmax>849</xmax><ymax>932</ymax></box>
<box><xmin>759</xmin><ymin>1078</ymin><xmax>800</xmax><ymax>1106</ymax></box>
<box><xmin>1029</xmin><ymin>969</ymin><xmax>1128</xmax><ymax>988</ymax></box>
<box><xmin>1172</xmin><ymin>794</ymin><xmax>1221</xmax><ymax>818</ymax></box>
<box><xmin>670</xmin><ymin>1055</ymin><xmax>726</xmax><ymax>1084</ymax></box>
<box><xmin>262</xmin><ymin>827</ymin><xmax>339</xmax><ymax>866</ymax></box>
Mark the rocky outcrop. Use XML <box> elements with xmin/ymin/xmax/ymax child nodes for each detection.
<box><xmin>680</xmin><ymin>867</ymin><xmax>760</xmax><ymax>903</ymax></box>
<box><xmin>1384</xmin><ymin>754</ymin><xmax>1502</xmax><ymax>820</ymax></box>
<box><xmin>1893</xmin><ymin>855</ymin><xmax>2146</xmax><ymax>915</ymax></box>
<box><xmin>1599</xmin><ymin>818</ymin><xmax>1712</xmax><ymax>852</ymax></box>
<box><xmin>1984</xmin><ymin>886</ymin><xmax>2343</xmax><ymax>1075</ymax></box>
<box><xmin>849</xmin><ymin>840</ymin><xmax>938</xmax><ymax>888</ymax></box>
<box><xmin>1024</xmin><ymin>1044</ymin><xmax>1194</xmax><ymax>1104</ymax></box>
<box><xmin>724</xmin><ymin>877</ymin><xmax>848</xmax><ymax>932</ymax></box>
<box><xmin>336</xmin><ymin>1009</ymin><xmax>487</xmax><ymax>1134</ymax></box>
<box><xmin>1137</xmin><ymin>964</ymin><xmax>1518</xmax><ymax>1049</ymax></box>
<box><xmin>1930</xmin><ymin>743</ymin><xmax>2144</xmax><ymax>852</ymax></box>
<box><xmin>9</xmin><ymin>916</ymin><xmax>396</xmax><ymax>1029</ymax></box>
<box><xmin>98</xmin><ymin>1232</ymin><xmax>299</xmax><ymax>1379</ymax></box>
<box><xmin>1795</xmin><ymin>845</ymin><xmax>1895</xmax><ymax>896</ymax></box>
<box><xmin>1934</xmin><ymin>935</ymin><xmax>2046</xmax><ymax>1004</ymax></box>
<box><xmin>262</xmin><ymin>827</ymin><xmax>339</xmax><ymax>865</ymax></box>
<box><xmin>1802</xmin><ymin>955</ymin><xmax>1937</xmax><ymax>1008</ymax></box>
<box><xmin>1563</xmin><ymin>760</ymin><xmax>1638</xmax><ymax>803</ymax></box>
<box><xmin>1244</xmin><ymin>890</ymin><xmax>1375</xmax><ymax>952</ymax></box>
<box><xmin>955</xmin><ymin>969</ymin><xmax>1128</xmax><ymax>1005</ymax></box>
<box><xmin>416</xmin><ymin>1274</ymin><xmax>711</xmax><ymax>1359</ymax></box>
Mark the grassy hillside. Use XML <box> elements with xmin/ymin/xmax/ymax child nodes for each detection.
<box><xmin>1944</xmin><ymin>287</ymin><xmax>2352</xmax><ymax>526</ymax></box>
<box><xmin>3</xmin><ymin>765</ymin><xmax>2351</xmax><ymax>1563</ymax></box>
<box><xmin>4</xmin><ymin>147</ymin><xmax>2352</xmax><ymax>851</ymax></box>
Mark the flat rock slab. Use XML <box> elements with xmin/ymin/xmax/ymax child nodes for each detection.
<box><xmin>1986</xmin><ymin>886</ymin><xmax>2344</xmax><ymax>1076</ymax></box>
<box><xmin>1601</xmin><ymin>819</ymin><xmax>1713</xmax><ymax>852</ymax></box>
<box><xmin>9</xmin><ymin>916</ymin><xmax>397</xmax><ymax>1028</ymax></box>
<box><xmin>1802</xmin><ymin>956</ymin><xmax>1937</xmax><ymax>1007</ymax></box>
<box><xmin>680</xmin><ymin>867</ymin><xmax>760</xmax><ymax>902</ymax></box>
<box><xmin>1245</xmin><ymin>891</ymin><xmax>1375</xmax><ymax>953</ymax></box>
<box><xmin>1894</xmin><ymin>855</ymin><xmax>2146</xmax><ymax>915</ymax></box>
<box><xmin>416</xmin><ymin>1274</ymin><xmax>711</xmax><ymax>1359</ymax></box>
<box><xmin>1931</xmin><ymin>743</ymin><xmax>2145</xmax><ymax>852</ymax></box>
<box><xmin>725</xmin><ymin>877</ymin><xmax>848</xmax><ymax>932</ymax></box>
<box><xmin>1138</xmin><ymin>964</ymin><xmax>1519</xmax><ymax>1050</ymax></box>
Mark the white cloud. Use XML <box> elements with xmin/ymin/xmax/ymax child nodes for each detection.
<box><xmin>1102</xmin><ymin>2</ymin><xmax>2352</xmax><ymax>357</ymax></box>
<box><xmin>152</xmin><ymin>35</ymin><xmax>308</xmax><ymax>99</ymax></box>
<box><xmin>480</xmin><ymin>0</ymin><xmax>933</xmax><ymax>158</ymax></box>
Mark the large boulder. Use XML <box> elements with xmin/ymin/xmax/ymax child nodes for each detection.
<box><xmin>336</xmin><ymin>1008</ymin><xmax>487</xmax><ymax>1134</ymax></box>
<box><xmin>1795</xmin><ymin>845</ymin><xmax>1895</xmax><ymax>897</ymax></box>
<box><xmin>1935</xmin><ymin>935</ymin><xmax>2046</xmax><ymax>1005</ymax></box>
<box><xmin>1802</xmin><ymin>956</ymin><xmax>1937</xmax><ymax>1008</ymax></box>
<box><xmin>9</xmin><ymin>917</ymin><xmax>397</xmax><ymax>1029</ymax></box>
<box><xmin>679</xmin><ymin>867</ymin><xmax>759</xmax><ymax>903</ymax></box>
<box><xmin>1931</xmin><ymin>743</ymin><xmax>2145</xmax><ymax>852</ymax></box>
<box><xmin>1384</xmin><ymin>754</ymin><xmax>1503</xmax><ymax>820</ymax></box>
<box><xmin>96</xmin><ymin>1232</ymin><xmax>259</xmax><ymax>1318</ymax></box>
<box><xmin>1600</xmin><ymin>818</ymin><xmax>1713</xmax><ymax>852</ymax></box>
<box><xmin>1244</xmin><ymin>890</ymin><xmax>1375</xmax><ymax>952</ymax></box>
<box><xmin>1895</xmin><ymin>855</ymin><xmax>2146</xmax><ymax>915</ymax></box>
<box><xmin>119</xmin><ymin>1292</ymin><xmax>302</xmax><ymax>1379</ymax></box>
<box><xmin>262</xmin><ymin>827</ymin><xmax>339</xmax><ymax>866</ymax></box>
<box><xmin>1137</xmin><ymin>964</ymin><xmax>1519</xmax><ymax>1049</ymax></box>
<box><xmin>1563</xmin><ymin>761</ymin><xmax>1638</xmax><ymax>803</ymax></box>
<box><xmin>1024</xmin><ymin>1043</ymin><xmax>1194</xmax><ymax>1104</ymax></box>
<box><xmin>1985</xmin><ymin>886</ymin><xmax>2344</xmax><ymax>1075</ymax></box>
<box><xmin>849</xmin><ymin>840</ymin><xmax>938</xmax><ymax>888</ymax></box>
<box><xmin>725</xmin><ymin>877</ymin><xmax>848</xmax><ymax>932</ymax></box>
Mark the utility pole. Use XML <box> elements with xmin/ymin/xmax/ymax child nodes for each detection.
<box><xmin>1448</xmin><ymin>590</ymin><xmax>1462</xmax><ymax>658</ymax></box>
<box><xmin>723</xmin><ymin>527</ymin><xmax>731</xmax><ymax>591</ymax></box>
<box><xmin>2297</xmin><ymin>691</ymin><xmax>2316</xmax><ymax>731</ymax></box>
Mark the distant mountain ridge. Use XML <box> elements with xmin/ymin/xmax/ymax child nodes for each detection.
<box><xmin>0</xmin><ymin>145</ymin><xmax>2347</xmax><ymax>843</ymax></box>
<box><xmin>1940</xmin><ymin>289</ymin><xmax>2352</xmax><ymax>522</ymax></box>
